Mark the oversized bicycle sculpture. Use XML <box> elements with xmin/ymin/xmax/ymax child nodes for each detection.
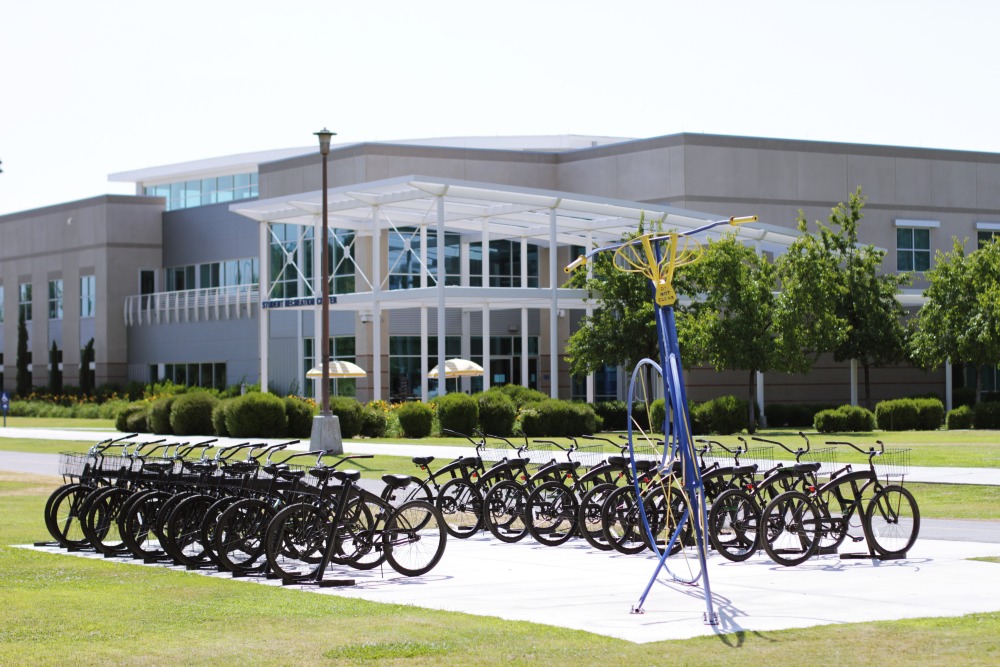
<box><xmin>566</xmin><ymin>214</ymin><xmax>758</xmax><ymax>625</ymax></box>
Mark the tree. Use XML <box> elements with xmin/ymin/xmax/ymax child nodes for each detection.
<box><xmin>807</xmin><ymin>188</ymin><xmax>910</xmax><ymax>407</ymax></box>
<box><xmin>674</xmin><ymin>235</ymin><xmax>780</xmax><ymax>433</ymax></box>
<box><xmin>80</xmin><ymin>338</ymin><xmax>95</xmax><ymax>396</ymax></box>
<box><xmin>15</xmin><ymin>310</ymin><xmax>31</xmax><ymax>396</ymax></box>
<box><xmin>48</xmin><ymin>340</ymin><xmax>62</xmax><ymax>395</ymax></box>
<box><xmin>910</xmin><ymin>236</ymin><xmax>1000</xmax><ymax>403</ymax></box>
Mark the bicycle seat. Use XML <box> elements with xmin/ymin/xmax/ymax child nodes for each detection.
<box><xmin>332</xmin><ymin>469</ymin><xmax>361</xmax><ymax>483</ymax></box>
<box><xmin>412</xmin><ymin>456</ymin><xmax>434</xmax><ymax>466</ymax></box>
<box><xmin>382</xmin><ymin>474</ymin><xmax>414</xmax><ymax>489</ymax></box>
<box><xmin>791</xmin><ymin>462</ymin><xmax>822</xmax><ymax>474</ymax></box>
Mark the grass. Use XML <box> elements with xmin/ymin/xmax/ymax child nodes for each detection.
<box><xmin>1</xmin><ymin>473</ymin><xmax>999</xmax><ymax>665</ymax></box>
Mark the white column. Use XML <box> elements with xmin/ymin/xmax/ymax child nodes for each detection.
<box><xmin>420</xmin><ymin>307</ymin><xmax>429</xmax><ymax>401</ymax></box>
<box><xmin>372</xmin><ymin>207</ymin><xmax>382</xmax><ymax>401</ymax></box>
<box><xmin>461</xmin><ymin>310</ymin><xmax>472</xmax><ymax>393</ymax></box>
<box><xmin>945</xmin><ymin>358</ymin><xmax>953</xmax><ymax>412</ymax></box>
<box><xmin>481</xmin><ymin>218</ymin><xmax>491</xmax><ymax>392</ymax></box>
<box><xmin>521</xmin><ymin>307</ymin><xmax>529</xmax><ymax>389</ymax></box>
<box><xmin>437</xmin><ymin>196</ymin><xmax>447</xmax><ymax>395</ymax></box>
<box><xmin>585</xmin><ymin>231</ymin><xmax>594</xmax><ymax>403</ymax></box>
<box><xmin>756</xmin><ymin>370</ymin><xmax>766</xmax><ymax>426</ymax></box>
<box><xmin>549</xmin><ymin>208</ymin><xmax>559</xmax><ymax>398</ymax></box>
<box><xmin>850</xmin><ymin>358</ymin><xmax>859</xmax><ymax>406</ymax></box>
<box><xmin>258</xmin><ymin>221</ymin><xmax>269</xmax><ymax>392</ymax></box>
<box><xmin>420</xmin><ymin>224</ymin><xmax>429</xmax><ymax>288</ymax></box>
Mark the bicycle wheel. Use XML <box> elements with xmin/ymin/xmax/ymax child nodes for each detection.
<box><xmin>165</xmin><ymin>494</ymin><xmax>214</xmax><ymax>566</ymax></box>
<box><xmin>864</xmin><ymin>485</ymin><xmax>920</xmax><ymax>558</ymax></box>
<box><xmin>265</xmin><ymin>502</ymin><xmax>328</xmax><ymax>581</ymax></box>
<box><xmin>708</xmin><ymin>489</ymin><xmax>760</xmax><ymax>562</ymax></box>
<box><xmin>121</xmin><ymin>490</ymin><xmax>170</xmax><ymax>559</ymax></box>
<box><xmin>81</xmin><ymin>487</ymin><xmax>132</xmax><ymax>557</ymax></box>
<box><xmin>384</xmin><ymin>501</ymin><xmax>447</xmax><ymax>577</ymax></box>
<box><xmin>380</xmin><ymin>476</ymin><xmax>433</xmax><ymax>507</ymax></box>
<box><xmin>761</xmin><ymin>491</ymin><xmax>820</xmax><ymax>567</ymax></box>
<box><xmin>436</xmin><ymin>478</ymin><xmax>482</xmax><ymax>538</ymax></box>
<box><xmin>350</xmin><ymin>493</ymin><xmax>393</xmax><ymax>571</ymax></box>
<box><xmin>482</xmin><ymin>480</ymin><xmax>529</xmax><ymax>543</ymax></box>
<box><xmin>601</xmin><ymin>485</ymin><xmax>647</xmax><ymax>555</ymax></box>
<box><xmin>641</xmin><ymin>483</ymin><xmax>691</xmax><ymax>556</ymax></box>
<box><xmin>526</xmin><ymin>481</ymin><xmax>578</xmax><ymax>547</ymax></box>
<box><xmin>577</xmin><ymin>483</ymin><xmax>616</xmax><ymax>551</ymax></box>
<box><xmin>214</xmin><ymin>498</ymin><xmax>275</xmax><ymax>573</ymax></box>
<box><xmin>45</xmin><ymin>483</ymin><xmax>91</xmax><ymax>549</ymax></box>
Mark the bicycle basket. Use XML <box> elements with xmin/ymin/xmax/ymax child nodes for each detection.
<box><xmin>875</xmin><ymin>448</ymin><xmax>911</xmax><ymax>480</ymax></box>
<box><xmin>805</xmin><ymin>446</ymin><xmax>839</xmax><ymax>478</ymax></box>
<box><xmin>58</xmin><ymin>452</ymin><xmax>90</xmax><ymax>478</ymax></box>
<box><xmin>570</xmin><ymin>442</ymin><xmax>611</xmax><ymax>469</ymax></box>
<box><xmin>740</xmin><ymin>446</ymin><xmax>774</xmax><ymax>473</ymax></box>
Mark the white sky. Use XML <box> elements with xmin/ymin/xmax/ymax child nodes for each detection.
<box><xmin>1</xmin><ymin>0</ymin><xmax>998</xmax><ymax>216</ymax></box>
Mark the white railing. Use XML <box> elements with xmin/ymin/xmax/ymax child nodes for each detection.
<box><xmin>124</xmin><ymin>284</ymin><xmax>259</xmax><ymax>326</ymax></box>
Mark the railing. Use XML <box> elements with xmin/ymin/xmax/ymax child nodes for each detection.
<box><xmin>124</xmin><ymin>284</ymin><xmax>259</xmax><ymax>326</ymax></box>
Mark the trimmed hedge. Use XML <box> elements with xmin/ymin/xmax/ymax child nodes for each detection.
<box><xmin>593</xmin><ymin>401</ymin><xmax>628</xmax><ymax>431</ymax></box>
<box><xmin>434</xmin><ymin>393</ymin><xmax>479</xmax><ymax>437</ymax></box>
<box><xmin>329</xmin><ymin>397</ymin><xmax>363</xmax><ymax>439</ymax></box>
<box><xmin>148</xmin><ymin>396</ymin><xmax>177</xmax><ymax>435</ymax></box>
<box><xmin>974</xmin><ymin>401</ymin><xmax>1000</xmax><ymax>429</ymax></box>
<box><xmin>765</xmin><ymin>403</ymin><xmax>837</xmax><ymax>428</ymax></box>
<box><xmin>169</xmin><ymin>392</ymin><xmax>219</xmax><ymax>436</ymax></box>
<box><xmin>691</xmin><ymin>395</ymin><xmax>748</xmax><ymax>435</ymax></box>
<box><xmin>284</xmin><ymin>396</ymin><xmax>316</xmax><ymax>438</ymax></box>
<box><xmin>212</xmin><ymin>399</ymin><xmax>234</xmax><ymax>437</ymax></box>
<box><xmin>396</xmin><ymin>401</ymin><xmax>433</xmax><ymax>438</ymax></box>
<box><xmin>477</xmin><ymin>390</ymin><xmax>517</xmax><ymax>437</ymax></box>
<box><xmin>519</xmin><ymin>399</ymin><xmax>597</xmax><ymax>437</ymax></box>
<box><xmin>359</xmin><ymin>405</ymin><xmax>388</xmax><ymax>438</ymax></box>
<box><xmin>875</xmin><ymin>398</ymin><xmax>944</xmax><ymax>431</ymax></box>
<box><xmin>116</xmin><ymin>402</ymin><xmax>150</xmax><ymax>433</ymax></box>
<box><xmin>225</xmin><ymin>392</ymin><xmax>287</xmax><ymax>438</ymax></box>
<box><xmin>946</xmin><ymin>405</ymin><xmax>975</xmax><ymax>430</ymax></box>
<box><xmin>496</xmin><ymin>385</ymin><xmax>548</xmax><ymax>409</ymax></box>
<box><xmin>813</xmin><ymin>405</ymin><xmax>876</xmax><ymax>433</ymax></box>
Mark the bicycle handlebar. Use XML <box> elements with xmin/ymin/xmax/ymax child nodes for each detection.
<box><xmin>826</xmin><ymin>440</ymin><xmax>885</xmax><ymax>458</ymax></box>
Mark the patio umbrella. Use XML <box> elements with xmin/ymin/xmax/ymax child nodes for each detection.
<box><xmin>306</xmin><ymin>360</ymin><xmax>368</xmax><ymax>378</ymax></box>
<box><xmin>427</xmin><ymin>358</ymin><xmax>485</xmax><ymax>379</ymax></box>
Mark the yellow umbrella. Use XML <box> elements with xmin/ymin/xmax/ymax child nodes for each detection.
<box><xmin>427</xmin><ymin>358</ymin><xmax>485</xmax><ymax>379</ymax></box>
<box><xmin>306</xmin><ymin>360</ymin><xmax>368</xmax><ymax>378</ymax></box>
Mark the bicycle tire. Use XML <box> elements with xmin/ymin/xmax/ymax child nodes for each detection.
<box><xmin>264</xmin><ymin>502</ymin><xmax>328</xmax><ymax>581</ymax></box>
<box><xmin>350</xmin><ymin>493</ymin><xmax>393</xmax><ymax>571</ymax></box>
<box><xmin>380</xmin><ymin>476</ymin><xmax>433</xmax><ymax>507</ymax></box>
<box><xmin>81</xmin><ymin>487</ymin><xmax>132</xmax><ymax>556</ymax></box>
<box><xmin>435</xmin><ymin>478</ymin><xmax>482</xmax><ymax>538</ymax></box>
<box><xmin>199</xmin><ymin>496</ymin><xmax>240</xmax><ymax>566</ymax></box>
<box><xmin>165</xmin><ymin>494</ymin><xmax>213</xmax><ymax>566</ymax></box>
<box><xmin>481</xmin><ymin>480</ymin><xmax>529</xmax><ymax>543</ymax></box>
<box><xmin>526</xmin><ymin>481</ymin><xmax>577</xmax><ymax>547</ymax></box>
<box><xmin>864</xmin><ymin>485</ymin><xmax>920</xmax><ymax>558</ymax></box>
<box><xmin>761</xmin><ymin>490</ymin><xmax>820</xmax><ymax>567</ymax></box>
<box><xmin>640</xmin><ymin>484</ymin><xmax>691</xmax><ymax>556</ymax></box>
<box><xmin>708</xmin><ymin>489</ymin><xmax>760</xmax><ymax>562</ymax></box>
<box><xmin>577</xmin><ymin>483</ymin><xmax>616</xmax><ymax>551</ymax></box>
<box><xmin>214</xmin><ymin>498</ymin><xmax>275</xmax><ymax>573</ymax></box>
<box><xmin>601</xmin><ymin>485</ymin><xmax>647</xmax><ymax>555</ymax></box>
<box><xmin>384</xmin><ymin>500</ymin><xmax>447</xmax><ymax>577</ymax></box>
<box><xmin>45</xmin><ymin>483</ymin><xmax>91</xmax><ymax>548</ymax></box>
<box><xmin>120</xmin><ymin>490</ymin><xmax>170</xmax><ymax>558</ymax></box>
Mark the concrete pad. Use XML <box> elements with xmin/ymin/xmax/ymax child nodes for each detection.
<box><xmin>19</xmin><ymin>535</ymin><xmax>1000</xmax><ymax>644</ymax></box>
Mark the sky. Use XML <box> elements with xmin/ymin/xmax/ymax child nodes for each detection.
<box><xmin>1</xmin><ymin>0</ymin><xmax>999</xmax><ymax>216</ymax></box>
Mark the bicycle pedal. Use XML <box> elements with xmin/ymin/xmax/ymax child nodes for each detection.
<box><xmin>850</xmin><ymin>535</ymin><xmax>865</xmax><ymax>543</ymax></box>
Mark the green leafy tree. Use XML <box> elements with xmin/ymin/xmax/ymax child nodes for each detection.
<box><xmin>809</xmin><ymin>188</ymin><xmax>910</xmax><ymax>407</ymax></box>
<box><xmin>674</xmin><ymin>235</ymin><xmax>779</xmax><ymax>433</ymax></box>
<box><xmin>16</xmin><ymin>310</ymin><xmax>31</xmax><ymax>396</ymax></box>
<box><xmin>48</xmin><ymin>341</ymin><xmax>62</xmax><ymax>395</ymax></box>
<box><xmin>80</xmin><ymin>338</ymin><xmax>95</xmax><ymax>396</ymax></box>
<box><xmin>910</xmin><ymin>236</ymin><xmax>1000</xmax><ymax>403</ymax></box>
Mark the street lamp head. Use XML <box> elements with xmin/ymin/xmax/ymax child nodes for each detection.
<box><xmin>314</xmin><ymin>128</ymin><xmax>336</xmax><ymax>156</ymax></box>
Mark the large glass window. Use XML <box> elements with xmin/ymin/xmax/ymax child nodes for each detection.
<box><xmin>469</xmin><ymin>240</ymin><xmax>539</xmax><ymax>287</ymax></box>
<box><xmin>166</xmin><ymin>266</ymin><xmax>196</xmax><ymax>291</ymax></box>
<box><xmin>571</xmin><ymin>364</ymin><xmax>618</xmax><ymax>402</ymax></box>
<box><xmin>896</xmin><ymin>227</ymin><xmax>931</xmax><ymax>272</ymax></box>
<box><xmin>269</xmin><ymin>223</ymin><xmax>312</xmax><ymax>299</ymax></box>
<box><xmin>48</xmin><ymin>279</ymin><xmax>63</xmax><ymax>320</ymax></box>
<box><xmin>144</xmin><ymin>172</ymin><xmax>258</xmax><ymax>211</ymax></box>
<box><xmin>153</xmin><ymin>362</ymin><xmax>227</xmax><ymax>389</ymax></box>
<box><xmin>390</xmin><ymin>336</ymin><xmax>463</xmax><ymax>400</ymax></box>
<box><xmin>18</xmin><ymin>283</ymin><xmax>31</xmax><ymax>322</ymax></box>
<box><xmin>80</xmin><ymin>276</ymin><xmax>95</xmax><ymax>318</ymax></box>
<box><xmin>387</xmin><ymin>228</ymin><xmax>461</xmax><ymax>290</ymax></box>
<box><xmin>978</xmin><ymin>230</ymin><xmax>1000</xmax><ymax>249</ymax></box>
<box><xmin>304</xmin><ymin>336</ymin><xmax>358</xmax><ymax>398</ymax></box>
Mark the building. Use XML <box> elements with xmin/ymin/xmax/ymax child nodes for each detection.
<box><xmin>3</xmin><ymin>133</ymin><xmax>1000</xmax><ymax>410</ymax></box>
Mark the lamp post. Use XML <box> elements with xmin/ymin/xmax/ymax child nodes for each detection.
<box><xmin>310</xmin><ymin>128</ymin><xmax>343</xmax><ymax>453</ymax></box>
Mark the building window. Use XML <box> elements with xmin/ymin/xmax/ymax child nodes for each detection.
<box><xmin>18</xmin><ymin>283</ymin><xmax>31</xmax><ymax>322</ymax></box>
<box><xmin>896</xmin><ymin>228</ymin><xmax>931</xmax><ymax>272</ymax></box>
<box><xmin>153</xmin><ymin>362</ymin><xmax>227</xmax><ymax>389</ymax></box>
<box><xmin>469</xmin><ymin>240</ymin><xmax>539</xmax><ymax>287</ymax></box>
<box><xmin>269</xmin><ymin>223</ymin><xmax>312</xmax><ymax>300</ymax></box>
<box><xmin>390</xmin><ymin>336</ymin><xmax>463</xmax><ymax>400</ymax></box>
<box><xmin>48</xmin><ymin>279</ymin><xmax>63</xmax><ymax>320</ymax></box>
<box><xmin>304</xmin><ymin>336</ymin><xmax>358</xmax><ymax>398</ymax></box>
<box><xmin>166</xmin><ymin>265</ymin><xmax>196</xmax><ymax>291</ymax></box>
<box><xmin>387</xmin><ymin>228</ymin><xmax>461</xmax><ymax>290</ymax></box>
<box><xmin>978</xmin><ymin>231</ymin><xmax>1000</xmax><ymax>249</ymax></box>
<box><xmin>80</xmin><ymin>276</ymin><xmax>96</xmax><ymax>318</ymax></box>
<box><xmin>0</xmin><ymin>285</ymin><xmax>4</xmax><ymax>323</ymax></box>
<box><xmin>144</xmin><ymin>172</ymin><xmax>257</xmax><ymax>211</ymax></box>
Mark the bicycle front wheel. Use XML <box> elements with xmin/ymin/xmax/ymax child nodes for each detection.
<box><xmin>436</xmin><ymin>478</ymin><xmax>482</xmax><ymax>538</ymax></box>
<box><xmin>865</xmin><ymin>485</ymin><xmax>920</xmax><ymax>558</ymax></box>
<box><xmin>264</xmin><ymin>503</ymin><xmax>328</xmax><ymax>581</ymax></box>
<box><xmin>708</xmin><ymin>489</ymin><xmax>760</xmax><ymax>562</ymax></box>
<box><xmin>482</xmin><ymin>480</ymin><xmax>529</xmax><ymax>543</ymax></box>
<box><xmin>526</xmin><ymin>481</ymin><xmax>578</xmax><ymax>547</ymax></box>
<box><xmin>761</xmin><ymin>491</ymin><xmax>820</xmax><ymax>567</ymax></box>
<box><xmin>384</xmin><ymin>501</ymin><xmax>447</xmax><ymax>577</ymax></box>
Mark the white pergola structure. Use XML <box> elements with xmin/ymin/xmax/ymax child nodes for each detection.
<box><xmin>232</xmin><ymin>175</ymin><xmax>797</xmax><ymax>403</ymax></box>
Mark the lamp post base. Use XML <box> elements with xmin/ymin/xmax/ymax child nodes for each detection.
<box><xmin>309</xmin><ymin>412</ymin><xmax>343</xmax><ymax>453</ymax></box>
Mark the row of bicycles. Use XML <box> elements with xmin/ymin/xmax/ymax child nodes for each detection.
<box><xmin>42</xmin><ymin>434</ymin><xmax>448</xmax><ymax>582</ymax></box>
<box><xmin>385</xmin><ymin>429</ymin><xmax>920</xmax><ymax>568</ymax></box>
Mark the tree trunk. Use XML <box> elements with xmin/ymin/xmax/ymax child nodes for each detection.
<box><xmin>863</xmin><ymin>362</ymin><xmax>872</xmax><ymax>410</ymax></box>
<box><xmin>747</xmin><ymin>369</ymin><xmax>757</xmax><ymax>435</ymax></box>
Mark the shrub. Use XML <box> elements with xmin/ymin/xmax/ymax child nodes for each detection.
<box><xmin>974</xmin><ymin>401</ymin><xmax>1000</xmax><ymax>430</ymax></box>
<box><xmin>519</xmin><ymin>399</ymin><xmax>597</xmax><ymax>437</ymax></box>
<box><xmin>226</xmin><ymin>392</ymin><xmax>287</xmax><ymax>438</ymax></box>
<box><xmin>396</xmin><ymin>401</ymin><xmax>433</xmax><ymax>438</ymax></box>
<box><xmin>433</xmin><ymin>393</ymin><xmax>479</xmax><ymax>437</ymax></box>
<box><xmin>169</xmin><ymin>391</ymin><xmax>219</xmax><ymax>436</ymax></box>
<box><xmin>765</xmin><ymin>403</ymin><xmax>836</xmax><ymax>428</ymax></box>
<box><xmin>946</xmin><ymin>405</ymin><xmax>975</xmax><ymax>430</ymax></box>
<box><xmin>814</xmin><ymin>405</ymin><xmax>876</xmax><ymax>433</ymax></box>
<box><xmin>914</xmin><ymin>398</ymin><xmax>944</xmax><ymax>430</ymax></box>
<box><xmin>284</xmin><ymin>396</ymin><xmax>316</xmax><ymax>439</ymax></box>
<box><xmin>693</xmin><ymin>395</ymin><xmax>748</xmax><ymax>435</ymax></box>
<box><xmin>148</xmin><ymin>396</ymin><xmax>177</xmax><ymax>435</ymax></box>
<box><xmin>477</xmin><ymin>390</ymin><xmax>517</xmax><ymax>437</ymax></box>
<box><xmin>99</xmin><ymin>398</ymin><xmax>130</xmax><ymax>421</ymax></box>
<box><xmin>359</xmin><ymin>405</ymin><xmax>388</xmax><ymax>438</ymax></box>
<box><xmin>875</xmin><ymin>399</ymin><xmax>920</xmax><ymax>431</ymax></box>
<box><xmin>649</xmin><ymin>399</ymin><xmax>666</xmax><ymax>435</ymax></box>
<box><xmin>497</xmin><ymin>385</ymin><xmax>548</xmax><ymax>409</ymax></box>
<box><xmin>329</xmin><ymin>397</ymin><xmax>363</xmax><ymax>439</ymax></box>
<box><xmin>212</xmin><ymin>399</ymin><xmax>235</xmax><ymax>437</ymax></box>
<box><xmin>116</xmin><ymin>402</ymin><xmax>149</xmax><ymax>433</ymax></box>
<box><xmin>593</xmin><ymin>401</ymin><xmax>628</xmax><ymax>431</ymax></box>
